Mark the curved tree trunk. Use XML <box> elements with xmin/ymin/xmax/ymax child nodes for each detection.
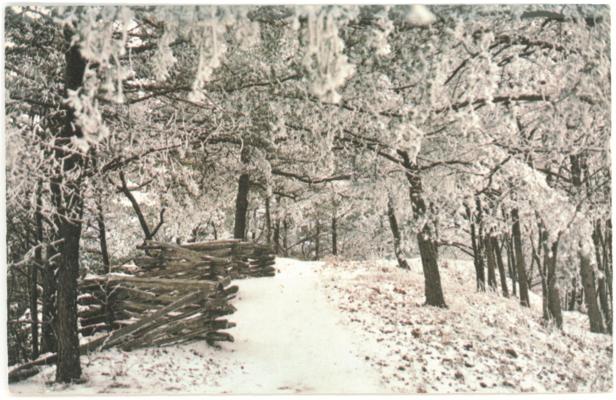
<box><xmin>387</xmin><ymin>196</ymin><xmax>410</xmax><ymax>270</ymax></box>
<box><xmin>399</xmin><ymin>150</ymin><xmax>446</xmax><ymax>307</ymax></box>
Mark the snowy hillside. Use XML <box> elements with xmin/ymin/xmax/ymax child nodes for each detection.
<box><xmin>9</xmin><ymin>257</ymin><xmax>613</xmax><ymax>394</ymax></box>
<box><xmin>320</xmin><ymin>257</ymin><xmax>613</xmax><ymax>393</ymax></box>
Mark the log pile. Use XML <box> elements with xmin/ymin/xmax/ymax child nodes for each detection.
<box><xmin>77</xmin><ymin>274</ymin><xmax>238</xmax><ymax>347</ymax></box>
<box><xmin>181</xmin><ymin>240</ymin><xmax>276</xmax><ymax>278</ymax></box>
<box><xmin>76</xmin><ymin>239</ymin><xmax>276</xmax><ymax>341</ymax></box>
<box><xmin>10</xmin><ymin>239</ymin><xmax>276</xmax><ymax>383</ymax></box>
<box><xmin>76</xmin><ymin>242</ymin><xmax>242</xmax><ymax>342</ymax></box>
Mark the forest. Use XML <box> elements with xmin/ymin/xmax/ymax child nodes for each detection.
<box><xmin>4</xmin><ymin>4</ymin><xmax>613</xmax><ymax>394</ymax></box>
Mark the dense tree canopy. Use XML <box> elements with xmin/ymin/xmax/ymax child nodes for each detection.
<box><xmin>4</xmin><ymin>4</ymin><xmax>611</xmax><ymax>383</ymax></box>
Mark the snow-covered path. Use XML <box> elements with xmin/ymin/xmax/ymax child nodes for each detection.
<box><xmin>10</xmin><ymin>258</ymin><xmax>385</xmax><ymax>395</ymax></box>
<box><xmin>218</xmin><ymin>257</ymin><xmax>384</xmax><ymax>394</ymax></box>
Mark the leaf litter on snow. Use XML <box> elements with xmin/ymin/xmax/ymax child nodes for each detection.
<box><xmin>319</xmin><ymin>257</ymin><xmax>613</xmax><ymax>394</ymax></box>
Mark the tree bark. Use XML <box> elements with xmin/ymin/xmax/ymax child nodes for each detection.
<box><xmin>387</xmin><ymin>196</ymin><xmax>410</xmax><ymax>270</ymax></box>
<box><xmin>273</xmin><ymin>220</ymin><xmax>280</xmax><ymax>254</ymax></box>
<box><xmin>568</xmin><ymin>277</ymin><xmax>577</xmax><ymax>311</ymax></box>
<box><xmin>485</xmin><ymin>234</ymin><xmax>497</xmax><ymax>290</ymax></box>
<box><xmin>233</xmin><ymin>148</ymin><xmax>250</xmax><ymax>240</ymax></box>
<box><xmin>283</xmin><ymin>219</ymin><xmax>289</xmax><ymax>256</ymax></box>
<box><xmin>54</xmin><ymin>219</ymin><xmax>83</xmax><ymax>382</ymax></box>
<box><xmin>49</xmin><ymin>27</ymin><xmax>87</xmax><ymax>383</ymax></box>
<box><xmin>467</xmin><ymin>205</ymin><xmax>485</xmax><ymax>291</ymax></box>
<box><xmin>492</xmin><ymin>236</ymin><xmax>509</xmax><ymax>297</ymax></box>
<box><xmin>96</xmin><ymin>195</ymin><xmax>110</xmax><ymax>274</ymax></box>
<box><xmin>593</xmin><ymin>220</ymin><xmax>612</xmax><ymax>333</ymax></box>
<box><xmin>314</xmin><ymin>220</ymin><xmax>320</xmax><ymax>261</ymax></box>
<box><xmin>118</xmin><ymin>172</ymin><xmax>165</xmax><ymax>241</ymax></box>
<box><xmin>544</xmin><ymin>238</ymin><xmax>563</xmax><ymax>329</ymax></box>
<box><xmin>507</xmin><ymin>235</ymin><xmax>517</xmax><ymax>296</ymax></box>
<box><xmin>399</xmin><ymin>150</ymin><xmax>446</xmax><ymax>307</ymax></box>
<box><xmin>579</xmin><ymin>249</ymin><xmax>606</xmax><ymax>333</ymax></box>
<box><xmin>511</xmin><ymin>208</ymin><xmax>530</xmax><ymax>307</ymax></box>
<box><xmin>31</xmin><ymin>180</ymin><xmax>43</xmax><ymax>359</ymax></box>
<box><xmin>417</xmin><ymin>229</ymin><xmax>446</xmax><ymax>307</ymax></box>
<box><xmin>41</xmin><ymin>244</ymin><xmax>57</xmax><ymax>354</ymax></box>
<box><xmin>264</xmin><ymin>194</ymin><xmax>272</xmax><ymax>245</ymax></box>
<box><xmin>331</xmin><ymin>214</ymin><xmax>338</xmax><ymax>256</ymax></box>
<box><xmin>571</xmin><ymin>155</ymin><xmax>606</xmax><ymax>333</ymax></box>
<box><xmin>605</xmin><ymin>220</ymin><xmax>612</xmax><ymax>310</ymax></box>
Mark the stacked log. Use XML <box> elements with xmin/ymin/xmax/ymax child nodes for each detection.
<box><xmin>10</xmin><ymin>287</ymin><xmax>236</xmax><ymax>383</ymax></box>
<box><xmin>133</xmin><ymin>241</ymin><xmax>235</xmax><ymax>281</ymax></box>
<box><xmin>181</xmin><ymin>240</ymin><xmax>276</xmax><ymax>278</ymax></box>
<box><xmin>11</xmin><ymin>240</ymin><xmax>277</xmax><ymax>383</ymax></box>
<box><xmin>77</xmin><ymin>274</ymin><xmax>238</xmax><ymax>349</ymax></box>
<box><xmin>76</xmin><ymin>242</ymin><xmax>241</xmax><ymax>346</ymax></box>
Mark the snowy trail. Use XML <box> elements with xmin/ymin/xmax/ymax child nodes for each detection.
<box><xmin>217</xmin><ymin>257</ymin><xmax>384</xmax><ymax>394</ymax></box>
<box><xmin>10</xmin><ymin>258</ymin><xmax>385</xmax><ymax>395</ymax></box>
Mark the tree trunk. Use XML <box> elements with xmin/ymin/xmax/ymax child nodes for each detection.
<box><xmin>95</xmin><ymin>193</ymin><xmax>113</xmax><ymax>330</ymax></box>
<box><xmin>579</xmin><ymin>250</ymin><xmax>606</xmax><ymax>333</ymax></box>
<box><xmin>398</xmin><ymin>150</ymin><xmax>446</xmax><ymax>307</ymax></box>
<box><xmin>593</xmin><ymin>221</ymin><xmax>612</xmax><ymax>333</ymax></box>
<box><xmin>417</xmin><ymin>228</ymin><xmax>447</xmax><ymax>307</ymax></box>
<box><xmin>485</xmin><ymin>235</ymin><xmax>498</xmax><ymax>290</ymax></box>
<box><xmin>387</xmin><ymin>196</ymin><xmax>410</xmax><ymax>270</ymax></box>
<box><xmin>571</xmin><ymin>155</ymin><xmax>606</xmax><ymax>333</ymax></box>
<box><xmin>314</xmin><ymin>220</ymin><xmax>320</xmax><ymax>261</ymax></box>
<box><xmin>31</xmin><ymin>180</ymin><xmax>43</xmax><ymax>360</ymax></box>
<box><xmin>50</xmin><ymin>28</ymin><xmax>87</xmax><ymax>383</ymax></box>
<box><xmin>118</xmin><ymin>172</ymin><xmax>165</xmax><ymax>241</ymax></box>
<box><xmin>467</xmin><ymin>205</ymin><xmax>485</xmax><ymax>291</ymax></box>
<box><xmin>41</xmin><ymin>244</ymin><xmax>57</xmax><ymax>354</ymax></box>
<box><xmin>233</xmin><ymin>148</ymin><xmax>250</xmax><ymax>240</ymax></box>
<box><xmin>544</xmin><ymin>238</ymin><xmax>563</xmax><ymax>329</ymax></box>
<box><xmin>507</xmin><ymin>235</ymin><xmax>517</xmax><ymax>296</ymax></box>
<box><xmin>211</xmin><ymin>221</ymin><xmax>218</xmax><ymax>240</ymax></box>
<box><xmin>492</xmin><ymin>236</ymin><xmax>509</xmax><ymax>297</ymax></box>
<box><xmin>331</xmin><ymin>214</ymin><xmax>338</xmax><ymax>256</ymax></box>
<box><xmin>273</xmin><ymin>219</ymin><xmax>281</xmax><ymax>254</ymax></box>
<box><xmin>264</xmin><ymin>195</ymin><xmax>272</xmax><ymax>245</ymax></box>
<box><xmin>511</xmin><ymin>208</ymin><xmax>530</xmax><ymax>307</ymax></box>
<box><xmin>54</xmin><ymin>219</ymin><xmax>83</xmax><ymax>382</ymax></box>
<box><xmin>568</xmin><ymin>277</ymin><xmax>577</xmax><ymax>311</ymax></box>
<box><xmin>251</xmin><ymin>207</ymin><xmax>257</xmax><ymax>240</ymax></box>
<box><xmin>96</xmin><ymin>195</ymin><xmax>110</xmax><ymax>274</ymax></box>
<box><xmin>605</xmin><ymin>220</ymin><xmax>612</xmax><ymax>310</ymax></box>
<box><xmin>283</xmin><ymin>219</ymin><xmax>289</xmax><ymax>256</ymax></box>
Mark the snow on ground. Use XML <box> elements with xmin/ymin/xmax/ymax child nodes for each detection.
<box><xmin>319</xmin><ymin>257</ymin><xmax>613</xmax><ymax>394</ymax></box>
<box><xmin>9</xmin><ymin>258</ymin><xmax>384</xmax><ymax>395</ymax></box>
<box><xmin>9</xmin><ymin>257</ymin><xmax>613</xmax><ymax>394</ymax></box>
